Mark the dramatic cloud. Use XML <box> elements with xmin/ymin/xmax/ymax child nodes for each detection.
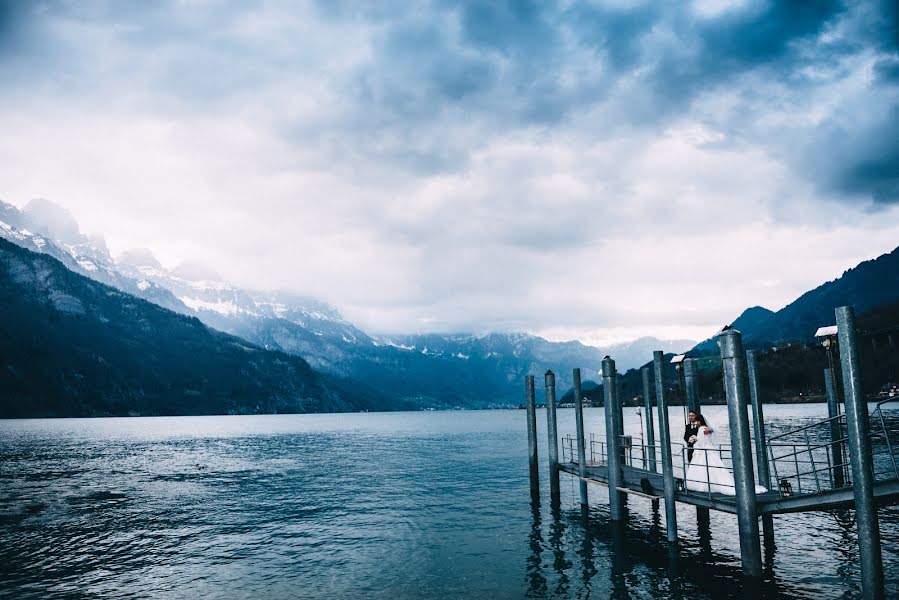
<box><xmin>0</xmin><ymin>0</ymin><xmax>897</xmax><ymax>344</ymax></box>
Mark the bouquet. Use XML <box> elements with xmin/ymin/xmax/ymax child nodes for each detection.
<box><xmin>688</xmin><ymin>435</ymin><xmax>697</xmax><ymax>444</ymax></box>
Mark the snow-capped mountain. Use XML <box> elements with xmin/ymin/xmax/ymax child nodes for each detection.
<box><xmin>0</xmin><ymin>200</ymin><xmax>187</xmax><ymax>314</ymax></box>
<box><xmin>1</xmin><ymin>197</ymin><xmax>696</xmax><ymax>407</ymax></box>
<box><xmin>114</xmin><ymin>248</ymin><xmax>371</xmax><ymax>371</ymax></box>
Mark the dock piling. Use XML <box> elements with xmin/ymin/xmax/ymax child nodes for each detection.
<box><xmin>684</xmin><ymin>357</ymin><xmax>709</xmax><ymax>522</ymax></box>
<box><xmin>602</xmin><ymin>357</ymin><xmax>626</xmax><ymax>520</ymax></box>
<box><xmin>641</xmin><ymin>366</ymin><xmax>660</xmax><ymax>511</ymax></box>
<box><xmin>545</xmin><ymin>370</ymin><xmax>560</xmax><ymax>503</ymax></box>
<box><xmin>747</xmin><ymin>350</ymin><xmax>774</xmax><ymax>544</ymax></box>
<box><xmin>526</xmin><ymin>375</ymin><xmax>539</xmax><ymax>499</ymax></box>
<box><xmin>824</xmin><ymin>368</ymin><xmax>846</xmax><ymax>488</ymax></box>
<box><xmin>719</xmin><ymin>328</ymin><xmax>763</xmax><ymax>578</ymax></box>
<box><xmin>653</xmin><ymin>351</ymin><xmax>678</xmax><ymax>543</ymax></box>
<box><xmin>641</xmin><ymin>366</ymin><xmax>657</xmax><ymax>473</ymax></box>
<box><xmin>572</xmin><ymin>368</ymin><xmax>589</xmax><ymax>506</ymax></box>
<box><xmin>836</xmin><ymin>306</ymin><xmax>884</xmax><ymax>600</ymax></box>
<box><xmin>684</xmin><ymin>358</ymin><xmax>700</xmax><ymax>413</ymax></box>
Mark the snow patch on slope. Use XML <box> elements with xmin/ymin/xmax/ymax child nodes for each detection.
<box><xmin>179</xmin><ymin>296</ymin><xmax>241</xmax><ymax>315</ymax></box>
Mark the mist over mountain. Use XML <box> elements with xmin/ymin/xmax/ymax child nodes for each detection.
<box><xmin>5</xmin><ymin>195</ymin><xmax>899</xmax><ymax>412</ymax></box>
<box><xmin>0</xmin><ymin>238</ymin><xmax>385</xmax><ymax>417</ymax></box>
<box><xmin>0</xmin><ymin>201</ymin><xmax>190</xmax><ymax>315</ymax></box>
<box><xmin>0</xmin><ymin>197</ymin><xmax>698</xmax><ymax>409</ymax></box>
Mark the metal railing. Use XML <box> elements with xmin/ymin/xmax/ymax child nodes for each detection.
<box><xmin>558</xmin><ymin>400</ymin><xmax>899</xmax><ymax>501</ymax></box>
<box><xmin>678</xmin><ymin>444</ymin><xmax>738</xmax><ymax>498</ymax></box>
<box><xmin>766</xmin><ymin>398</ymin><xmax>899</xmax><ymax>500</ymax></box>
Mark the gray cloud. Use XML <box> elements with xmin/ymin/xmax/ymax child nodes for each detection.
<box><xmin>1</xmin><ymin>0</ymin><xmax>898</xmax><ymax>342</ymax></box>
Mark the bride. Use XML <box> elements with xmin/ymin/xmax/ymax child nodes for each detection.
<box><xmin>685</xmin><ymin>413</ymin><xmax>767</xmax><ymax>495</ymax></box>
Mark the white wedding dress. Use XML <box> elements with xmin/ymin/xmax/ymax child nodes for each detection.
<box><xmin>685</xmin><ymin>426</ymin><xmax>767</xmax><ymax>495</ymax></box>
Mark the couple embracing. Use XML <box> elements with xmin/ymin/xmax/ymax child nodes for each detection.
<box><xmin>683</xmin><ymin>409</ymin><xmax>767</xmax><ymax>495</ymax></box>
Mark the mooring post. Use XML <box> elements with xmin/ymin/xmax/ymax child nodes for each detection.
<box><xmin>746</xmin><ymin>350</ymin><xmax>774</xmax><ymax>545</ymax></box>
<box><xmin>573</xmin><ymin>368</ymin><xmax>589</xmax><ymax>506</ymax></box>
<box><xmin>686</xmin><ymin>357</ymin><xmax>710</xmax><ymax>522</ymax></box>
<box><xmin>641</xmin><ymin>366</ymin><xmax>657</xmax><ymax>473</ymax></box>
<box><xmin>719</xmin><ymin>328</ymin><xmax>763</xmax><ymax>577</ymax></box>
<box><xmin>684</xmin><ymin>358</ymin><xmax>700</xmax><ymax>413</ymax></box>
<box><xmin>653</xmin><ymin>351</ymin><xmax>678</xmax><ymax>543</ymax></box>
<box><xmin>641</xmin><ymin>365</ymin><xmax>660</xmax><ymax>511</ymax></box>
<box><xmin>526</xmin><ymin>375</ymin><xmax>539</xmax><ymax>499</ymax></box>
<box><xmin>824</xmin><ymin>368</ymin><xmax>846</xmax><ymax>488</ymax></box>
<box><xmin>545</xmin><ymin>370</ymin><xmax>560</xmax><ymax>503</ymax></box>
<box><xmin>616</xmin><ymin>373</ymin><xmax>625</xmax><ymax>435</ymax></box>
<box><xmin>602</xmin><ymin>357</ymin><xmax>625</xmax><ymax>520</ymax></box>
<box><xmin>836</xmin><ymin>306</ymin><xmax>884</xmax><ymax>599</ymax></box>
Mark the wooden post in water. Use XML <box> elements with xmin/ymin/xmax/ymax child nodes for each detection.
<box><xmin>545</xmin><ymin>370</ymin><xmax>560</xmax><ymax>504</ymax></box>
<box><xmin>746</xmin><ymin>350</ymin><xmax>774</xmax><ymax>545</ymax></box>
<box><xmin>824</xmin><ymin>368</ymin><xmax>845</xmax><ymax>488</ymax></box>
<box><xmin>526</xmin><ymin>375</ymin><xmax>539</xmax><ymax>500</ymax></box>
<box><xmin>653</xmin><ymin>351</ymin><xmax>678</xmax><ymax>543</ymax></box>
<box><xmin>836</xmin><ymin>306</ymin><xmax>884</xmax><ymax>600</ymax></box>
<box><xmin>719</xmin><ymin>328</ymin><xmax>763</xmax><ymax>578</ymax></box>
<box><xmin>602</xmin><ymin>357</ymin><xmax>625</xmax><ymax>520</ymax></box>
<box><xmin>573</xmin><ymin>368</ymin><xmax>589</xmax><ymax>506</ymax></box>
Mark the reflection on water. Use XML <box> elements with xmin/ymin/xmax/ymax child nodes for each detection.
<box><xmin>0</xmin><ymin>408</ymin><xmax>897</xmax><ymax>599</ymax></box>
<box><xmin>526</xmin><ymin>500</ymin><xmax>546</xmax><ymax>598</ymax></box>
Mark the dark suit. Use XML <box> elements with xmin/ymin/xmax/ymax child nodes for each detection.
<box><xmin>684</xmin><ymin>422</ymin><xmax>699</xmax><ymax>462</ymax></box>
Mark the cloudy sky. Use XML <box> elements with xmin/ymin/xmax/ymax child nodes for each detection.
<box><xmin>1</xmin><ymin>1</ymin><xmax>897</xmax><ymax>345</ymax></box>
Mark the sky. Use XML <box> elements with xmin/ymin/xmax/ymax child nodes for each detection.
<box><xmin>0</xmin><ymin>0</ymin><xmax>898</xmax><ymax>346</ymax></box>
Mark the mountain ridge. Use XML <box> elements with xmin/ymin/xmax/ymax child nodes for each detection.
<box><xmin>0</xmin><ymin>238</ymin><xmax>386</xmax><ymax>417</ymax></box>
<box><xmin>689</xmin><ymin>246</ymin><xmax>899</xmax><ymax>354</ymax></box>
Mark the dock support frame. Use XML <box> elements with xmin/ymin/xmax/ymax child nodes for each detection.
<box><xmin>836</xmin><ymin>306</ymin><xmax>884</xmax><ymax>600</ymax></box>
<box><xmin>572</xmin><ymin>368</ymin><xmax>589</xmax><ymax>506</ymax></box>
<box><xmin>526</xmin><ymin>375</ymin><xmax>539</xmax><ymax>499</ymax></box>
<box><xmin>824</xmin><ymin>368</ymin><xmax>846</xmax><ymax>488</ymax></box>
<box><xmin>545</xmin><ymin>370</ymin><xmax>560</xmax><ymax>503</ymax></box>
<box><xmin>746</xmin><ymin>350</ymin><xmax>774</xmax><ymax>544</ymax></box>
<box><xmin>719</xmin><ymin>328</ymin><xmax>763</xmax><ymax>578</ymax></box>
<box><xmin>602</xmin><ymin>357</ymin><xmax>625</xmax><ymax>520</ymax></box>
<box><xmin>684</xmin><ymin>358</ymin><xmax>700</xmax><ymax>413</ymax></box>
<box><xmin>653</xmin><ymin>351</ymin><xmax>678</xmax><ymax>543</ymax></box>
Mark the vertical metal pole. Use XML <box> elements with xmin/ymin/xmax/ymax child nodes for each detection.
<box><xmin>684</xmin><ymin>356</ymin><xmax>707</xmax><ymax>526</ymax></box>
<box><xmin>573</xmin><ymin>368</ymin><xmax>589</xmax><ymax>506</ymax></box>
<box><xmin>684</xmin><ymin>358</ymin><xmax>700</xmax><ymax>413</ymax></box>
<box><xmin>653</xmin><ymin>351</ymin><xmax>678</xmax><ymax>543</ymax></box>
<box><xmin>746</xmin><ymin>350</ymin><xmax>774</xmax><ymax>544</ymax></box>
<box><xmin>719</xmin><ymin>328</ymin><xmax>762</xmax><ymax>577</ymax></box>
<box><xmin>545</xmin><ymin>371</ymin><xmax>560</xmax><ymax>503</ymax></box>
<box><xmin>616</xmin><ymin>373</ymin><xmax>624</xmax><ymax>434</ymax></box>
<box><xmin>526</xmin><ymin>376</ymin><xmax>539</xmax><ymax>499</ymax></box>
<box><xmin>641</xmin><ymin>366</ymin><xmax>657</xmax><ymax>473</ymax></box>
<box><xmin>824</xmin><ymin>368</ymin><xmax>845</xmax><ymax>488</ymax></box>
<box><xmin>746</xmin><ymin>351</ymin><xmax>770</xmax><ymax>486</ymax></box>
<box><xmin>602</xmin><ymin>357</ymin><xmax>625</xmax><ymax>520</ymax></box>
<box><xmin>836</xmin><ymin>306</ymin><xmax>884</xmax><ymax>600</ymax></box>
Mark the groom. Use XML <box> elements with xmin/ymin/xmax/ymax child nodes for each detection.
<box><xmin>684</xmin><ymin>410</ymin><xmax>699</xmax><ymax>462</ymax></box>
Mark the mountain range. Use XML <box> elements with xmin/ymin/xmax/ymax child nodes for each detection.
<box><xmin>3</xmin><ymin>197</ymin><xmax>897</xmax><ymax>417</ymax></box>
<box><xmin>0</xmin><ymin>238</ymin><xmax>387</xmax><ymax>417</ymax></box>
<box><xmin>691</xmin><ymin>245</ymin><xmax>899</xmax><ymax>354</ymax></box>
<box><xmin>0</xmin><ymin>199</ymin><xmax>693</xmax><ymax>414</ymax></box>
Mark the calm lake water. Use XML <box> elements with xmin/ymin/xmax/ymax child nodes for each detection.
<box><xmin>1</xmin><ymin>405</ymin><xmax>897</xmax><ymax>599</ymax></box>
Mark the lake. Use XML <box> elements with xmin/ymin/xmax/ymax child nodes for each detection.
<box><xmin>1</xmin><ymin>405</ymin><xmax>897</xmax><ymax>599</ymax></box>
